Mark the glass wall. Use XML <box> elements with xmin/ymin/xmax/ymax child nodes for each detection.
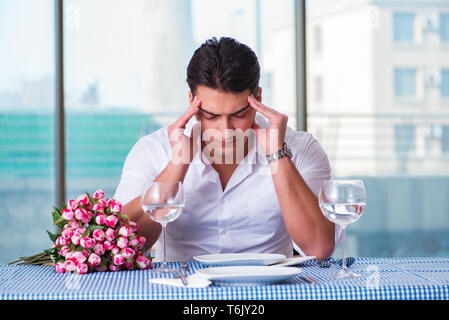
<box><xmin>0</xmin><ymin>0</ymin><xmax>55</xmax><ymax>264</ymax></box>
<box><xmin>0</xmin><ymin>0</ymin><xmax>295</xmax><ymax>264</ymax></box>
<box><xmin>63</xmin><ymin>0</ymin><xmax>295</xmax><ymax>202</ymax></box>
<box><xmin>306</xmin><ymin>0</ymin><xmax>449</xmax><ymax>257</ymax></box>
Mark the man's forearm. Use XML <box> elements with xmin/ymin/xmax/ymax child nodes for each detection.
<box><xmin>269</xmin><ymin>157</ymin><xmax>335</xmax><ymax>260</ymax></box>
<box><xmin>122</xmin><ymin>161</ymin><xmax>191</xmax><ymax>250</ymax></box>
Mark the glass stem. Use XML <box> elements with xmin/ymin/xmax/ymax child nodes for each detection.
<box><xmin>162</xmin><ymin>224</ymin><xmax>167</xmax><ymax>268</ymax></box>
<box><xmin>341</xmin><ymin>225</ymin><xmax>347</xmax><ymax>272</ymax></box>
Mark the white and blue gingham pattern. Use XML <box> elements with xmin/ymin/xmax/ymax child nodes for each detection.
<box><xmin>0</xmin><ymin>257</ymin><xmax>448</xmax><ymax>300</ymax></box>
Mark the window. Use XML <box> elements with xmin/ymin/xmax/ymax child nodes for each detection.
<box><xmin>394</xmin><ymin>68</ymin><xmax>416</xmax><ymax>97</ymax></box>
<box><xmin>393</xmin><ymin>13</ymin><xmax>415</xmax><ymax>42</ymax></box>
<box><xmin>314</xmin><ymin>76</ymin><xmax>323</xmax><ymax>103</ymax></box>
<box><xmin>440</xmin><ymin>14</ymin><xmax>449</xmax><ymax>42</ymax></box>
<box><xmin>442</xmin><ymin>69</ymin><xmax>449</xmax><ymax>97</ymax></box>
<box><xmin>307</xmin><ymin>1</ymin><xmax>449</xmax><ymax>258</ymax></box>
<box><xmin>63</xmin><ymin>0</ymin><xmax>295</xmax><ymax>200</ymax></box>
<box><xmin>0</xmin><ymin>0</ymin><xmax>55</xmax><ymax>264</ymax></box>
<box><xmin>313</xmin><ymin>26</ymin><xmax>322</xmax><ymax>52</ymax></box>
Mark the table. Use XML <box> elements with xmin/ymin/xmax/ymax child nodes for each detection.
<box><xmin>1</xmin><ymin>257</ymin><xmax>448</xmax><ymax>300</ymax></box>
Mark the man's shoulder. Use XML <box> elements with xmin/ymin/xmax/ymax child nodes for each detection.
<box><xmin>131</xmin><ymin>125</ymin><xmax>170</xmax><ymax>155</ymax></box>
<box><xmin>284</xmin><ymin>126</ymin><xmax>329</xmax><ymax>169</ymax></box>
<box><xmin>285</xmin><ymin>127</ymin><xmax>317</xmax><ymax>149</ymax></box>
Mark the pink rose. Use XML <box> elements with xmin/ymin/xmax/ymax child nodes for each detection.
<box><xmin>95</xmin><ymin>213</ymin><xmax>106</xmax><ymax>225</ymax></box>
<box><xmin>103</xmin><ymin>240</ymin><xmax>113</xmax><ymax>251</ymax></box>
<box><xmin>93</xmin><ymin>204</ymin><xmax>104</xmax><ymax>213</ymax></box>
<box><xmin>95</xmin><ymin>266</ymin><xmax>107</xmax><ymax>272</ymax></box>
<box><xmin>65</xmin><ymin>259</ymin><xmax>77</xmax><ymax>272</ymax></box>
<box><xmin>87</xmin><ymin>253</ymin><xmax>101</xmax><ymax>267</ymax></box>
<box><xmin>105</xmin><ymin>215</ymin><xmax>118</xmax><ymax>228</ymax></box>
<box><xmin>92</xmin><ymin>229</ymin><xmax>105</xmax><ymax>242</ymax></box>
<box><xmin>136</xmin><ymin>256</ymin><xmax>151</xmax><ymax>269</ymax></box>
<box><xmin>110</xmin><ymin>201</ymin><xmax>122</xmax><ymax>214</ymax></box>
<box><xmin>108</xmin><ymin>264</ymin><xmax>121</xmax><ymax>272</ymax></box>
<box><xmin>55</xmin><ymin>262</ymin><xmax>66</xmax><ymax>273</ymax></box>
<box><xmin>72</xmin><ymin>251</ymin><xmax>86</xmax><ymax>264</ymax></box>
<box><xmin>74</xmin><ymin>208</ymin><xmax>88</xmax><ymax>222</ymax></box>
<box><xmin>75</xmin><ymin>227</ymin><xmax>85</xmax><ymax>235</ymax></box>
<box><xmin>122</xmin><ymin>247</ymin><xmax>136</xmax><ymax>260</ymax></box>
<box><xmin>137</xmin><ymin>235</ymin><xmax>146</xmax><ymax>249</ymax></box>
<box><xmin>61</xmin><ymin>208</ymin><xmax>74</xmax><ymax>220</ymax></box>
<box><xmin>130</xmin><ymin>237</ymin><xmax>140</xmax><ymax>248</ymax></box>
<box><xmin>69</xmin><ymin>219</ymin><xmax>80</xmax><ymax>229</ymax></box>
<box><xmin>55</xmin><ymin>236</ymin><xmax>70</xmax><ymax>247</ymax></box>
<box><xmin>123</xmin><ymin>262</ymin><xmax>135</xmax><ymax>270</ymax></box>
<box><xmin>66</xmin><ymin>251</ymin><xmax>74</xmax><ymax>260</ymax></box>
<box><xmin>105</xmin><ymin>228</ymin><xmax>116</xmax><ymax>242</ymax></box>
<box><xmin>86</xmin><ymin>210</ymin><xmax>94</xmax><ymax>220</ymax></box>
<box><xmin>93</xmin><ymin>243</ymin><xmax>105</xmax><ymax>256</ymax></box>
<box><xmin>129</xmin><ymin>221</ymin><xmax>139</xmax><ymax>233</ymax></box>
<box><xmin>117</xmin><ymin>236</ymin><xmax>129</xmax><ymax>249</ymax></box>
<box><xmin>61</xmin><ymin>227</ymin><xmax>74</xmax><ymax>240</ymax></box>
<box><xmin>111</xmin><ymin>245</ymin><xmax>121</xmax><ymax>255</ymax></box>
<box><xmin>71</xmin><ymin>233</ymin><xmax>81</xmax><ymax>245</ymax></box>
<box><xmin>76</xmin><ymin>263</ymin><xmax>88</xmax><ymax>274</ymax></box>
<box><xmin>93</xmin><ymin>189</ymin><xmax>105</xmax><ymax>199</ymax></box>
<box><xmin>80</xmin><ymin>237</ymin><xmax>95</xmax><ymax>249</ymax></box>
<box><xmin>76</xmin><ymin>194</ymin><xmax>89</xmax><ymax>206</ymax></box>
<box><xmin>59</xmin><ymin>246</ymin><xmax>70</xmax><ymax>257</ymax></box>
<box><xmin>98</xmin><ymin>198</ymin><xmax>107</xmax><ymax>207</ymax></box>
<box><xmin>118</xmin><ymin>225</ymin><xmax>133</xmax><ymax>237</ymax></box>
<box><xmin>67</xmin><ymin>199</ymin><xmax>78</xmax><ymax>211</ymax></box>
<box><xmin>113</xmin><ymin>254</ymin><xmax>125</xmax><ymax>266</ymax></box>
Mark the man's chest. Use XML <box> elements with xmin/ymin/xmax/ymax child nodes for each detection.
<box><xmin>176</xmin><ymin>165</ymin><xmax>285</xmax><ymax>235</ymax></box>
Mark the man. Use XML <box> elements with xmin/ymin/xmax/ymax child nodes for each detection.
<box><xmin>113</xmin><ymin>37</ymin><xmax>339</xmax><ymax>262</ymax></box>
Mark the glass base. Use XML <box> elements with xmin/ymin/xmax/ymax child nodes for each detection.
<box><xmin>330</xmin><ymin>269</ymin><xmax>361</xmax><ymax>279</ymax></box>
<box><xmin>151</xmin><ymin>263</ymin><xmax>179</xmax><ymax>275</ymax></box>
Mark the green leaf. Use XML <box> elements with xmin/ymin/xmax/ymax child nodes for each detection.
<box><xmin>47</xmin><ymin>230</ymin><xmax>56</xmax><ymax>243</ymax></box>
<box><xmin>116</xmin><ymin>214</ymin><xmax>130</xmax><ymax>223</ymax></box>
<box><xmin>54</xmin><ymin>216</ymin><xmax>66</xmax><ymax>229</ymax></box>
<box><xmin>51</xmin><ymin>209</ymin><xmax>61</xmax><ymax>224</ymax></box>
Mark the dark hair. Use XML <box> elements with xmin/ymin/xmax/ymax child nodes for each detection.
<box><xmin>186</xmin><ymin>37</ymin><xmax>260</xmax><ymax>96</ymax></box>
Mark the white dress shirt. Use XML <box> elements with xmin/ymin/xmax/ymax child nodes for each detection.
<box><xmin>113</xmin><ymin>113</ymin><xmax>341</xmax><ymax>261</ymax></box>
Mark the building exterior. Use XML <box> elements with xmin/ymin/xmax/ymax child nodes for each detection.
<box><xmin>306</xmin><ymin>0</ymin><xmax>449</xmax><ymax>177</ymax></box>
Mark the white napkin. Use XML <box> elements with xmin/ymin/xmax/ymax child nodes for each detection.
<box><xmin>148</xmin><ymin>273</ymin><xmax>211</xmax><ymax>288</ymax></box>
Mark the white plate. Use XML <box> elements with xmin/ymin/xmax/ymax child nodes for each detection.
<box><xmin>197</xmin><ymin>266</ymin><xmax>302</xmax><ymax>286</ymax></box>
<box><xmin>269</xmin><ymin>256</ymin><xmax>316</xmax><ymax>267</ymax></box>
<box><xmin>193</xmin><ymin>253</ymin><xmax>286</xmax><ymax>266</ymax></box>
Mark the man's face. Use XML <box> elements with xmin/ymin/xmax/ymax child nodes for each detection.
<box><xmin>189</xmin><ymin>85</ymin><xmax>261</xmax><ymax>160</ymax></box>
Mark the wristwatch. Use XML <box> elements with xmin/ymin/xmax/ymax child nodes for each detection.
<box><xmin>266</xmin><ymin>142</ymin><xmax>292</xmax><ymax>163</ymax></box>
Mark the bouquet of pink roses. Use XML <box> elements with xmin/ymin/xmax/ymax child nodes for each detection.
<box><xmin>9</xmin><ymin>190</ymin><xmax>152</xmax><ymax>274</ymax></box>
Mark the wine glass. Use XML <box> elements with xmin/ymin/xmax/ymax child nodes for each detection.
<box><xmin>141</xmin><ymin>181</ymin><xmax>185</xmax><ymax>274</ymax></box>
<box><xmin>319</xmin><ymin>180</ymin><xmax>367</xmax><ymax>278</ymax></box>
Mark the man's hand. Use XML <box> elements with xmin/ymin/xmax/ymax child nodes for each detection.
<box><xmin>247</xmin><ymin>94</ymin><xmax>288</xmax><ymax>155</ymax></box>
<box><xmin>167</xmin><ymin>96</ymin><xmax>202</xmax><ymax>164</ymax></box>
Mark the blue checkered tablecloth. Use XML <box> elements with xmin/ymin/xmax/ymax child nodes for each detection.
<box><xmin>1</xmin><ymin>257</ymin><xmax>448</xmax><ymax>300</ymax></box>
